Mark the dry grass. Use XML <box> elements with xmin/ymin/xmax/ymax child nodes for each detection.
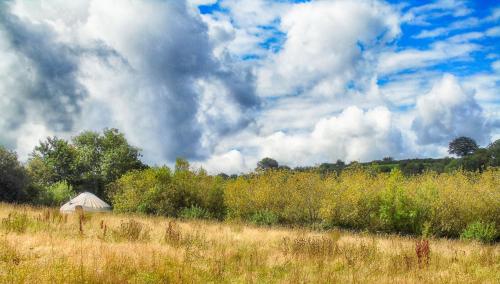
<box><xmin>0</xmin><ymin>203</ymin><xmax>498</xmax><ymax>283</ymax></box>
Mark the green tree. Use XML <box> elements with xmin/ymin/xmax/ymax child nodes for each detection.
<box><xmin>487</xmin><ymin>139</ymin><xmax>500</xmax><ymax>167</ymax></box>
<box><xmin>256</xmin><ymin>157</ymin><xmax>279</xmax><ymax>171</ymax></box>
<box><xmin>175</xmin><ymin>158</ymin><xmax>190</xmax><ymax>173</ymax></box>
<box><xmin>28</xmin><ymin>129</ymin><xmax>144</xmax><ymax>199</ymax></box>
<box><xmin>461</xmin><ymin>148</ymin><xmax>490</xmax><ymax>172</ymax></box>
<box><xmin>0</xmin><ymin>146</ymin><xmax>29</xmax><ymax>202</ymax></box>
<box><xmin>448</xmin><ymin>136</ymin><xmax>479</xmax><ymax>157</ymax></box>
<box><xmin>30</xmin><ymin>137</ymin><xmax>77</xmax><ymax>186</ymax></box>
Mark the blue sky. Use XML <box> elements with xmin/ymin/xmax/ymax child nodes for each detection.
<box><xmin>0</xmin><ymin>0</ymin><xmax>499</xmax><ymax>173</ymax></box>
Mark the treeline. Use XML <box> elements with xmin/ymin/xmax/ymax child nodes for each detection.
<box><xmin>0</xmin><ymin>130</ymin><xmax>499</xmax><ymax>241</ymax></box>
<box><xmin>271</xmin><ymin>137</ymin><xmax>500</xmax><ymax>176</ymax></box>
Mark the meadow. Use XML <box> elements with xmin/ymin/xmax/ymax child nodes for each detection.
<box><xmin>0</xmin><ymin>203</ymin><xmax>499</xmax><ymax>283</ymax></box>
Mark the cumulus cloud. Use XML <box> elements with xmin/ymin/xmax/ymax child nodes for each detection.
<box><xmin>258</xmin><ymin>0</ymin><xmax>400</xmax><ymax>97</ymax></box>
<box><xmin>208</xmin><ymin>106</ymin><xmax>404</xmax><ymax>173</ymax></box>
<box><xmin>412</xmin><ymin>74</ymin><xmax>490</xmax><ymax>144</ymax></box>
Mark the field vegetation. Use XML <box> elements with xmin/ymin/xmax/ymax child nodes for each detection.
<box><xmin>111</xmin><ymin>166</ymin><xmax>499</xmax><ymax>242</ymax></box>
<box><xmin>0</xmin><ymin>203</ymin><xmax>498</xmax><ymax>283</ymax></box>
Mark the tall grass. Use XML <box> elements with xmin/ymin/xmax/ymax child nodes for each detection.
<box><xmin>0</xmin><ymin>203</ymin><xmax>498</xmax><ymax>283</ymax></box>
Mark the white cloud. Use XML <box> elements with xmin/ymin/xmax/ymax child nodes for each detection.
<box><xmin>413</xmin><ymin>17</ymin><xmax>480</xmax><ymax>39</ymax></box>
<box><xmin>378</xmin><ymin>40</ymin><xmax>479</xmax><ymax>75</ymax></box>
<box><xmin>486</xmin><ymin>26</ymin><xmax>500</xmax><ymax>37</ymax></box>
<box><xmin>193</xmin><ymin>149</ymin><xmax>248</xmax><ymax>175</ymax></box>
<box><xmin>205</xmin><ymin>106</ymin><xmax>405</xmax><ymax>170</ymax></box>
<box><xmin>257</xmin><ymin>0</ymin><xmax>400</xmax><ymax>97</ymax></box>
<box><xmin>412</xmin><ymin>74</ymin><xmax>490</xmax><ymax>144</ymax></box>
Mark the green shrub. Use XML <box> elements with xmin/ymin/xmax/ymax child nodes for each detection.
<box><xmin>110</xmin><ymin>165</ymin><xmax>226</xmax><ymax>219</ymax></box>
<box><xmin>460</xmin><ymin>221</ymin><xmax>498</xmax><ymax>243</ymax></box>
<box><xmin>37</xmin><ymin>181</ymin><xmax>75</xmax><ymax>206</ymax></box>
<box><xmin>250</xmin><ymin>210</ymin><xmax>279</xmax><ymax>226</ymax></box>
<box><xmin>378</xmin><ymin>169</ymin><xmax>422</xmax><ymax>234</ymax></box>
<box><xmin>179</xmin><ymin>206</ymin><xmax>212</xmax><ymax>220</ymax></box>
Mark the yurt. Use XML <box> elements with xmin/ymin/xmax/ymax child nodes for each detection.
<box><xmin>60</xmin><ymin>192</ymin><xmax>112</xmax><ymax>213</ymax></box>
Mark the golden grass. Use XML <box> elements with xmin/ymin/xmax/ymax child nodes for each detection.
<box><xmin>0</xmin><ymin>203</ymin><xmax>498</xmax><ymax>283</ymax></box>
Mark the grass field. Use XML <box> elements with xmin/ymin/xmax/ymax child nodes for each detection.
<box><xmin>0</xmin><ymin>203</ymin><xmax>498</xmax><ymax>283</ymax></box>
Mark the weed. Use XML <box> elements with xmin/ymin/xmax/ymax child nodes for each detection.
<box><xmin>164</xmin><ymin>221</ymin><xmax>182</xmax><ymax>246</ymax></box>
<box><xmin>112</xmin><ymin>219</ymin><xmax>151</xmax><ymax>242</ymax></box>
<box><xmin>1</xmin><ymin>212</ymin><xmax>30</xmax><ymax>233</ymax></box>
<box><xmin>415</xmin><ymin>239</ymin><xmax>430</xmax><ymax>268</ymax></box>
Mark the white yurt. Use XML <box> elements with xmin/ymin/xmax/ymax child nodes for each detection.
<box><xmin>60</xmin><ymin>192</ymin><xmax>112</xmax><ymax>213</ymax></box>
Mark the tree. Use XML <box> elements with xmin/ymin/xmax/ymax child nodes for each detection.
<box><xmin>30</xmin><ymin>137</ymin><xmax>77</xmax><ymax>186</ymax></box>
<box><xmin>256</xmin><ymin>157</ymin><xmax>279</xmax><ymax>171</ymax></box>
<box><xmin>487</xmin><ymin>139</ymin><xmax>500</xmax><ymax>167</ymax></box>
<box><xmin>175</xmin><ymin>158</ymin><xmax>190</xmax><ymax>172</ymax></box>
<box><xmin>448</xmin><ymin>136</ymin><xmax>479</xmax><ymax>157</ymax></box>
<box><xmin>0</xmin><ymin>146</ymin><xmax>29</xmax><ymax>202</ymax></box>
<box><xmin>461</xmin><ymin>148</ymin><xmax>490</xmax><ymax>172</ymax></box>
<box><xmin>28</xmin><ymin>129</ymin><xmax>145</xmax><ymax>199</ymax></box>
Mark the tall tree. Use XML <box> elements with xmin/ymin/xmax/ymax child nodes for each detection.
<box><xmin>28</xmin><ymin>129</ymin><xmax>145</xmax><ymax>198</ymax></box>
<box><xmin>30</xmin><ymin>137</ymin><xmax>77</xmax><ymax>186</ymax></box>
<box><xmin>73</xmin><ymin>128</ymin><xmax>145</xmax><ymax>197</ymax></box>
<box><xmin>448</xmin><ymin>136</ymin><xmax>479</xmax><ymax>157</ymax></box>
<box><xmin>0</xmin><ymin>146</ymin><xmax>29</xmax><ymax>202</ymax></box>
<box><xmin>256</xmin><ymin>157</ymin><xmax>279</xmax><ymax>171</ymax></box>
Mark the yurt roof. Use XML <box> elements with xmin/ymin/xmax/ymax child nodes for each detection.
<box><xmin>60</xmin><ymin>192</ymin><xmax>111</xmax><ymax>213</ymax></box>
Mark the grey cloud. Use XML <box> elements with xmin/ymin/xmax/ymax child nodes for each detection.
<box><xmin>0</xmin><ymin>3</ymin><xmax>86</xmax><ymax>132</ymax></box>
<box><xmin>0</xmin><ymin>0</ymin><xmax>259</xmax><ymax>163</ymax></box>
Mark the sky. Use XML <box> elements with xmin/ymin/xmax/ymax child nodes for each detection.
<box><xmin>0</xmin><ymin>0</ymin><xmax>499</xmax><ymax>174</ymax></box>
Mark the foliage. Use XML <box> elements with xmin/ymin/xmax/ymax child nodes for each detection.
<box><xmin>27</xmin><ymin>129</ymin><xmax>145</xmax><ymax>199</ymax></box>
<box><xmin>249</xmin><ymin>210</ymin><xmax>280</xmax><ymax>226</ymax></box>
<box><xmin>36</xmin><ymin>181</ymin><xmax>75</xmax><ymax>206</ymax></box>
<box><xmin>460</xmin><ymin>221</ymin><xmax>498</xmax><ymax>243</ymax></box>
<box><xmin>448</xmin><ymin>136</ymin><xmax>479</xmax><ymax>157</ymax></box>
<box><xmin>0</xmin><ymin>146</ymin><xmax>29</xmax><ymax>202</ymax></box>
<box><xmin>487</xmin><ymin>139</ymin><xmax>500</xmax><ymax>167</ymax></box>
<box><xmin>225</xmin><ymin>168</ymin><xmax>499</xmax><ymax>238</ymax></box>
<box><xmin>225</xmin><ymin>170</ymin><xmax>330</xmax><ymax>224</ymax></box>
<box><xmin>256</xmin><ymin>157</ymin><xmax>279</xmax><ymax>171</ymax></box>
<box><xmin>30</xmin><ymin>137</ymin><xmax>77</xmax><ymax>186</ymax></box>
<box><xmin>179</xmin><ymin>205</ymin><xmax>212</xmax><ymax>220</ymax></box>
<box><xmin>460</xmin><ymin>148</ymin><xmax>490</xmax><ymax>172</ymax></box>
<box><xmin>109</xmin><ymin>164</ymin><xmax>226</xmax><ymax>219</ymax></box>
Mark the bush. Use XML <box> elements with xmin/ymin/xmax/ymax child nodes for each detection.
<box><xmin>460</xmin><ymin>221</ymin><xmax>498</xmax><ymax>243</ymax></box>
<box><xmin>250</xmin><ymin>210</ymin><xmax>279</xmax><ymax>226</ymax></box>
<box><xmin>378</xmin><ymin>169</ymin><xmax>422</xmax><ymax>234</ymax></box>
<box><xmin>225</xmin><ymin>168</ymin><xmax>499</xmax><ymax>238</ymax></box>
<box><xmin>179</xmin><ymin>206</ymin><xmax>212</xmax><ymax>220</ymax></box>
<box><xmin>109</xmin><ymin>165</ymin><xmax>226</xmax><ymax>219</ymax></box>
<box><xmin>36</xmin><ymin>181</ymin><xmax>75</xmax><ymax>206</ymax></box>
